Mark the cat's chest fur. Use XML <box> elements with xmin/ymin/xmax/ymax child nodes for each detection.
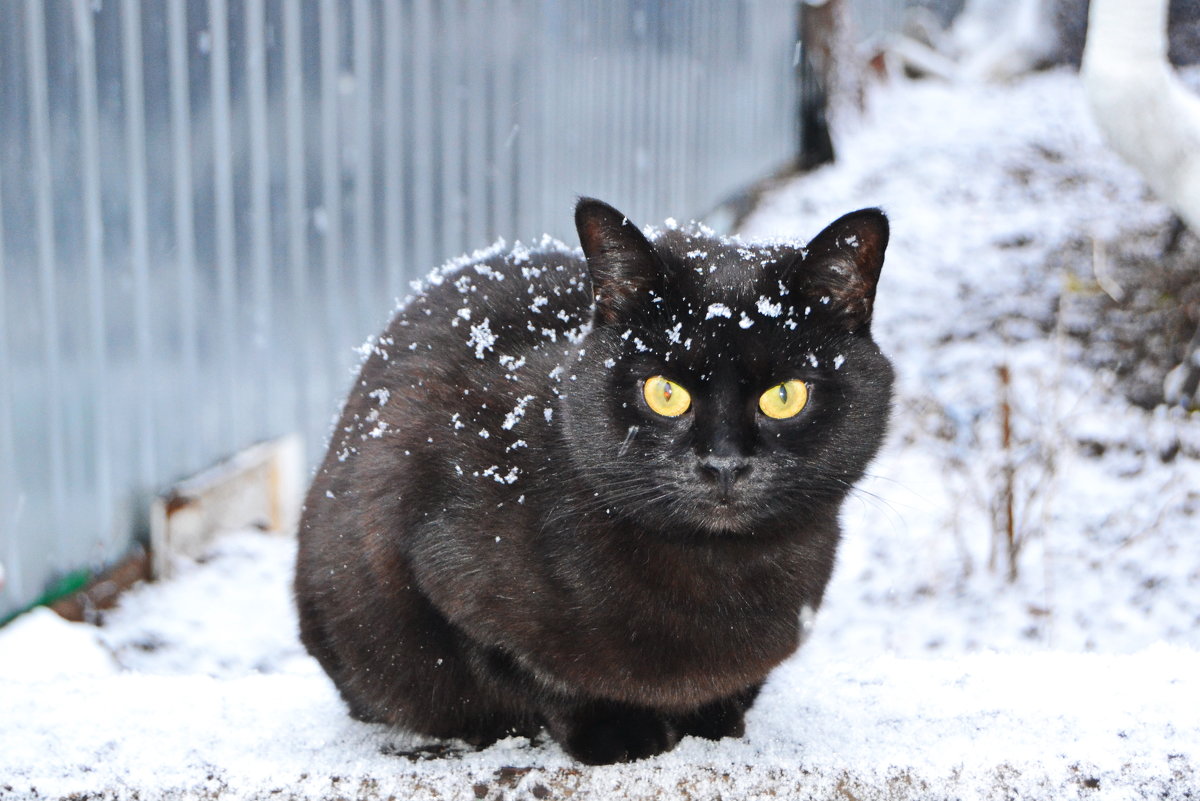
<box><xmin>295</xmin><ymin>198</ymin><xmax>893</xmax><ymax>764</ymax></box>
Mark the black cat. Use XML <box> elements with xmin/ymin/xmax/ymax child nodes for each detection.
<box><xmin>294</xmin><ymin>198</ymin><xmax>893</xmax><ymax>764</ymax></box>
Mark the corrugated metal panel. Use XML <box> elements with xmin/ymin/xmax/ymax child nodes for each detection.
<box><xmin>0</xmin><ymin>0</ymin><xmax>905</xmax><ymax>620</ymax></box>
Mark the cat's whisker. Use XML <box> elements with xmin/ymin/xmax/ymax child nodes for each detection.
<box><xmin>843</xmin><ymin>488</ymin><xmax>907</xmax><ymax>533</ymax></box>
<box><xmin>566</xmin><ymin>486</ymin><xmax>667</xmax><ymax>518</ymax></box>
<box><xmin>538</xmin><ymin>479</ymin><xmax>673</xmax><ymax>529</ymax></box>
<box><xmin>616</xmin><ymin>425</ymin><xmax>640</xmax><ymax>457</ymax></box>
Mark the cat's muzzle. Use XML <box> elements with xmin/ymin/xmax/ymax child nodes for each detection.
<box><xmin>696</xmin><ymin>455</ymin><xmax>752</xmax><ymax>501</ymax></box>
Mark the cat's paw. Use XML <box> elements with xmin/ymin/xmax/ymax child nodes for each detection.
<box><xmin>673</xmin><ymin>684</ymin><xmax>761</xmax><ymax>741</ymax></box>
<box><xmin>673</xmin><ymin>699</ymin><xmax>746</xmax><ymax>741</ymax></box>
<box><xmin>558</xmin><ymin>708</ymin><xmax>679</xmax><ymax>765</ymax></box>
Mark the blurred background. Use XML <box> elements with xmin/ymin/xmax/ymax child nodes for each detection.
<box><xmin>1</xmin><ymin>0</ymin><xmax>1198</xmax><ymax>625</ymax></box>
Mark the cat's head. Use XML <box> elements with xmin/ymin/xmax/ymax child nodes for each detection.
<box><xmin>560</xmin><ymin>198</ymin><xmax>894</xmax><ymax>536</ymax></box>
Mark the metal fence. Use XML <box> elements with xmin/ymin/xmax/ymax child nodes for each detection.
<box><xmin>0</xmin><ymin>0</ymin><xmax>878</xmax><ymax>620</ymax></box>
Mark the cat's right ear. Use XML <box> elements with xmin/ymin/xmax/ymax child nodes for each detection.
<box><xmin>575</xmin><ymin>197</ymin><xmax>663</xmax><ymax>325</ymax></box>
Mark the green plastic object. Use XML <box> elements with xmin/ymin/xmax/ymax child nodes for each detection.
<box><xmin>0</xmin><ymin>569</ymin><xmax>92</xmax><ymax>628</ymax></box>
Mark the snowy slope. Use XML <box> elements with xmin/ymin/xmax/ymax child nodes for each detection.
<box><xmin>2</xmin><ymin>70</ymin><xmax>1198</xmax><ymax>800</ymax></box>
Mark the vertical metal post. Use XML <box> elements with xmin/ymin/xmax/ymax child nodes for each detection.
<box><xmin>0</xmin><ymin>127</ymin><xmax>17</xmax><ymax>605</ymax></box>
<box><xmin>210</xmin><ymin>0</ymin><xmax>240</xmax><ymax>451</ymax></box>
<box><xmin>464</xmin><ymin>2</ymin><xmax>489</xmax><ymax>248</ymax></box>
<box><xmin>74</xmin><ymin>0</ymin><xmax>115</xmax><ymax>550</ymax></box>
<box><xmin>320</xmin><ymin>0</ymin><xmax>346</xmax><ymax>362</ymax></box>
<box><xmin>121</xmin><ymin>0</ymin><xmax>157</xmax><ymax>488</ymax></box>
<box><xmin>283</xmin><ymin>0</ymin><xmax>316</xmax><ymax>437</ymax></box>
<box><xmin>167</xmin><ymin>0</ymin><xmax>200</xmax><ymax>471</ymax></box>
<box><xmin>797</xmin><ymin>0</ymin><xmax>836</xmax><ymax>170</ymax></box>
<box><xmin>531</xmin><ymin>0</ymin><xmax>550</xmax><ymax>234</ymax></box>
<box><xmin>411</xmin><ymin>0</ymin><xmax>435</xmax><ymax>272</ymax></box>
<box><xmin>492</xmin><ymin>1</ymin><xmax>518</xmax><ymax>243</ymax></box>
<box><xmin>382</xmin><ymin>0</ymin><xmax>406</xmax><ymax>297</ymax></box>
<box><xmin>353</xmin><ymin>0</ymin><xmax>377</xmax><ymax>323</ymax></box>
<box><xmin>24</xmin><ymin>0</ymin><xmax>67</xmax><ymax>560</ymax></box>
<box><xmin>246</xmin><ymin>0</ymin><xmax>273</xmax><ymax>438</ymax></box>
<box><xmin>437</xmin><ymin>1</ymin><xmax>464</xmax><ymax>259</ymax></box>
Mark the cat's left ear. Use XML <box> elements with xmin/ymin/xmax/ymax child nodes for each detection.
<box><xmin>790</xmin><ymin>208</ymin><xmax>889</xmax><ymax>331</ymax></box>
<box><xmin>576</xmin><ymin>197</ymin><xmax>664</xmax><ymax>325</ymax></box>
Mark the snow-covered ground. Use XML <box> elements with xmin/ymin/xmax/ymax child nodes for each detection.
<box><xmin>2</xmin><ymin>70</ymin><xmax>1199</xmax><ymax>800</ymax></box>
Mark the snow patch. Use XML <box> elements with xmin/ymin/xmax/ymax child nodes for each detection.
<box><xmin>706</xmin><ymin>302</ymin><xmax>733</xmax><ymax>320</ymax></box>
<box><xmin>466</xmin><ymin>318</ymin><xmax>496</xmax><ymax>359</ymax></box>
<box><xmin>501</xmin><ymin>395</ymin><xmax>535</xmax><ymax>430</ymax></box>
<box><xmin>756</xmin><ymin>297</ymin><xmax>783</xmax><ymax>317</ymax></box>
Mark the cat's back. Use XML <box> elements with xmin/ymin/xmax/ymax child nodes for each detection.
<box><xmin>382</xmin><ymin>237</ymin><xmax>592</xmax><ymax>373</ymax></box>
<box><xmin>350</xmin><ymin>235</ymin><xmax>595</xmax><ymax>410</ymax></box>
<box><xmin>302</xmin><ymin>238</ymin><xmax>591</xmax><ymax>539</ymax></box>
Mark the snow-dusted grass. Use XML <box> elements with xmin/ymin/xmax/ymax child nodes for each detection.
<box><xmin>2</xmin><ymin>70</ymin><xmax>1198</xmax><ymax>800</ymax></box>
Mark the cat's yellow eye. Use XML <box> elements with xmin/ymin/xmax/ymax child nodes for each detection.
<box><xmin>759</xmin><ymin>380</ymin><xmax>808</xmax><ymax>420</ymax></box>
<box><xmin>643</xmin><ymin>376</ymin><xmax>692</xmax><ymax>417</ymax></box>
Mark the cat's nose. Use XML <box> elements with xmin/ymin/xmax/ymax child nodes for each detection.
<box><xmin>697</xmin><ymin>455</ymin><xmax>752</xmax><ymax>497</ymax></box>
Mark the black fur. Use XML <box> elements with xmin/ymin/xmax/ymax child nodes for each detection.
<box><xmin>294</xmin><ymin>199</ymin><xmax>894</xmax><ymax>764</ymax></box>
